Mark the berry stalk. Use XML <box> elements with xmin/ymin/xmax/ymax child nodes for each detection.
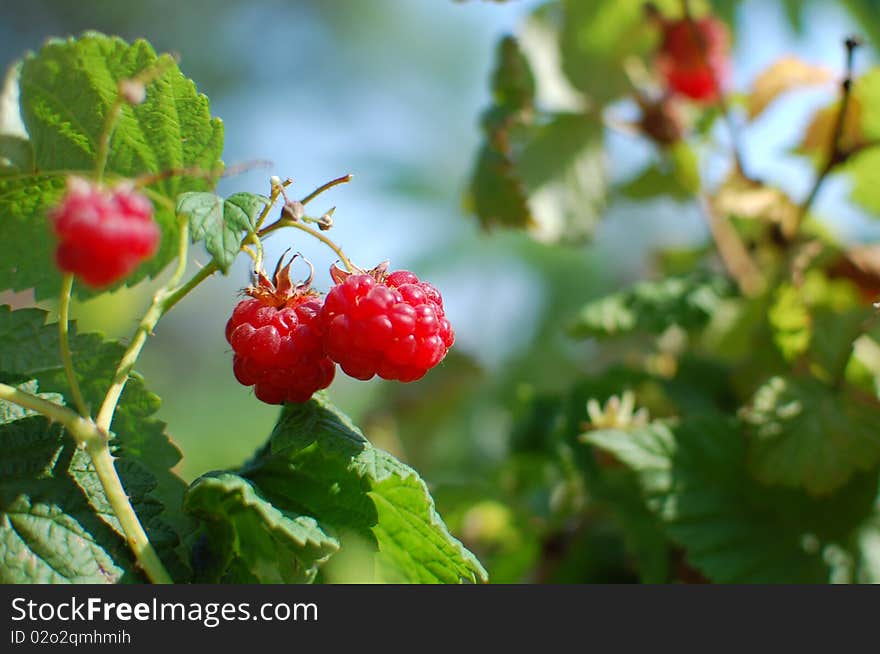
<box><xmin>58</xmin><ymin>273</ymin><xmax>89</xmax><ymax>416</ymax></box>
<box><xmin>260</xmin><ymin>219</ymin><xmax>356</xmax><ymax>273</ymax></box>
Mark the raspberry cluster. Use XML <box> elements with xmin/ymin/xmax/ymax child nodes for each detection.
<box><xmin>50</xmin><ymin>177</ymin><xmax>160</xmax><ymax>287</ymax></box>
<box><xmin>226</xmin><ymin>262</ymin><xmax>336</xmax><ymax>405</ymax></box>
<box><xmin>655</xmin><ymin>16</ymin><xmax>729</xmax><ymax>102</ymax></box>
<box><xmin>321</xmin><ymin>266</ymin><xmax>454</xmax><ymax>382</ymax></box>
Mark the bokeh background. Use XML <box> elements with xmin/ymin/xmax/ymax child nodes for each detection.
<box><xmin>2</xmin><ymin>0</ymin><xmax>879</xmax><ymax>581</ymax></box>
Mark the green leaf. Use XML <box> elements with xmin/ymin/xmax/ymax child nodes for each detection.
<box><xmin>741</xmin><ymin>375</ymin><xmax>880</xmax><ymax>496</ymax></box>
<box><xmin>0</xmin><ymin>174</ymin><xmax>68</xmax><ymax>296</ymax></box>
<box><xmin>844</xmin><ymin>147</ymin><xmax>880</xmax><ymax>216</ymax></box>
<box><xmin>584</xmin><ymin>416</ymin><xmax>877</xmax><ymax>582</ymax></box>
<box><xmin>466</xmin><ymin>144</ymin><xmax>532</xmax><ymax>230</ymax></box>
<box><xmin>237</xmin><ymin>395</ymin><xmax>487</xmax><ymax>584</ymax></box>
<box><xmin>768</xmin><ymin>284</ymin><xmax>811</xmax><ymax>361</ymax></box>
<box><xmin>465</xmin><ymin>36</ymin><xmax>607</xmax><ymax>242</ymax></box>
<box><xmin>0</xmin><ymin>305</ymin><xmax>190</xmax><ymax>580</ymax></box>
<box><xmin>184</xmin><ymin>472</ymin><xmax>338</xmax><ymax>583</ymax></box>
<box><xmin>767</xmin><ymin>273</ymin><xmax>868</xmax><ymax>379</ymax></box>
<box><xmin>557</xmin><ymin>0</ymin><xmax>673</xmax><ymax>104</ymax></box>
<box><xmin>618</xmin><ymin>142</ymin><xmax>699</xmax><ymax>202</ymax></box>
<box><xmin>617</xmin><ymin>148</ymin><xmax>697</xmax><ymax>201</ymax></box>
<box><xmin>2</xmin><ymin>32</ymin><xmax>224</xmax><ymax>299</ymax></box>
<box><xmin>854</xmin><ymin>68</ymin><xmax>880</xmax><ymax>142</ymax></box>
<box><xmin>520</xmin><ymin>115</ymin><xmax>607</xmax><ymax>244</ymax></box>
<box><xmin>0</xmin><ymin>381</ymin><xmax>129</xmax><ymax>582</ymax></box>
<box><xmin>176</xmin><ymin>191</ymin><xmax>264</xmax><ymax>273</ymax></box>
<box><xmin>570</xmin><ymin>274</ymin><xmax>734</xmax><ymax>339</ymax></box>
<box><xmin>490</xmin><ymin>35</ymin><xmax>535</xmax><ymax>111</ymax></box>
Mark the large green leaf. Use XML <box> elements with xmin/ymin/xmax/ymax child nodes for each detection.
<box><xmin>184</xmin><ymin>472</ymin><xmax>339</xmax><ymax>583</ymax></box>
<box><xmin>0</xmin><ymin>305</ymin><xmax>190</xmax><ymax>581</ymax></box>
<box><xmin>584</xmin><ymin>416</ymin><xmax>877</xmax><ymax>583</ymax></box>
<box><xmin>741</xmin><ymin>375</ymin><xmax>880</xmax><ymax>496</ymax></box>
<box><xmin>0</xmin><ymin>379</ymin><xmax>148</xmax><ymax>583</ymax></box>
<box><xmin>235</xmin><ymin>395</ymin><xmax>487</xmax><ymax>584</ymax></box>
<box><xmin>570</xmin><ymin>274</ymin><xmax>734</xmax><ymax>339</ymax></box>
<box><xmin>2</xmin><ymin>32</ymin><xmax>224</xmax><ymax>299</ymax></box>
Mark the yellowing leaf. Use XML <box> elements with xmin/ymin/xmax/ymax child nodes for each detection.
<box><xmin>747</xmin><ymin>56</ymin><xmax>832</xmax><ymax>121</ymax></box>
<box><xmin>799</xmin><ymin>97</ymin><xmax>866</xmax><ymax>160</ymax></box>
<box><xmin>711</xmin><ymin>171</ymin><xmax>798</xmax><ymax>232</ymax></box>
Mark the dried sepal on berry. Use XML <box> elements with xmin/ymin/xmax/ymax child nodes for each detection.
<box><xmin>226</xmin><ymin>254</ymin><xmax>334</xmax><ymax>405</ymax></box>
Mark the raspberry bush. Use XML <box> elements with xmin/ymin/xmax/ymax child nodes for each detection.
<box><xmin>4</xmin><ymin>0</ymin><xmax>880</xmax><ymax>586</ymax></box>
<box><xmin>0</xmin><ymin>32</ymin><xmax>484</xmax><ymax>585</ymax></box>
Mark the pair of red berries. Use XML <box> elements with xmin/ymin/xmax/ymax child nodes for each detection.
<box><xmin>225</xmin><ymin>260</ymin><xmax>454</xmax><ymax>405</ymax></box>
<box><xmin>50</xmin><ymin>177</ymin><xmax>160</xmax><ymax>287</ymax></box>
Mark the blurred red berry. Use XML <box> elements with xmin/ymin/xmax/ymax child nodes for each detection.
<box><xmin>225</xmin><ymin>258</ymin><xmax>335</xmax><ymax>404</ymax></box>
<box><xmin>320</xmin><ymin>263</ymin><xmax>454</xmax><ymax>382</ymax></box>
<box><xmin>49</xmin><ymin>177</ymin><xmax>160</xmax><ymax>287</ymax></box>
<box><xmin>655</xmin><ymin>16</ymin><xmax>730</xmax><ymax>102</ymax></box>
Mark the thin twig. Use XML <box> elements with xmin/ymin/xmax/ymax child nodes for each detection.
<box><xmin>793</xmin><ymin>36</ymin><xmax>861</xmax><ymax>237</ymax></box>
<box><xmin>300</xmin><ymin>174</ymin><xmax>353</xmax><ymax>206</ymax></box>
<box><xmin>258</xmin><ymin>218</ymin><xmax>356</xmax><ymax>272</ymax></box>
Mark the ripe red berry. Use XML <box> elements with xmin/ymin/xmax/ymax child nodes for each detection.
<box><xmin>49</xmin><ymin>177</ymin><xmax>160</xmax><ymax>287</ymax></box>
<box><xmin>320</xmin><ymin>263</ymin><xmax>454</xmax><ymax>382</ymax></box>
<box><xmin>225</xmin><ymin>258</ymin><xmax>335</xmax><ymax>405</ymax></box>
<box><xmin>655</xmin><ymin>16</ymin><xmax>729</xmax><ymax>102</ymax></box>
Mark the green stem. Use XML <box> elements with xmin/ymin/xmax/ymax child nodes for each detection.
<box><xmin>0</xmin><ymin>382</ymin><xmax>82</xmax><ymax>425</ymax></box>
<box><xmin>95</xmin><ymin>221</ymin><xmax>198</xmax><ymax>434</ymax></box>
<box><xmin>86</xmin><ymin>439</ymin><xmax>173</xmax><ymax>583</ymax></box>
<box><xmin>95</xmin><ymin>101</ymin><xmax>123</xmax><ymax>183</ymax></box>
<box><xmin>0</xmin><ymin>382</ymin><xmax>173</xmax><ymax>584</ymax></box>
<box><xmin>58</xmin><ymin>274</ymin><xmax>89</xmax><ymax>417</ymax></box>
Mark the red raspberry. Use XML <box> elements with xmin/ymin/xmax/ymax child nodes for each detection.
<box><xmin>320</xmin><ymin>263</ymin><xmax>455</xmax><ymax>382</ymax></box>
<box><xmin>225</xmin><ymin>258</ymin><xmax>335</xmax><ymax>405</ymax></box>
<box><xmin>49</xmin><ymin>177</ymin><xmax>160</xmax><ymax>287</ymax></box>
<box><xmin>655</xmin><ymin>16</ymin><xmax>729</xmax><ymax>102</ymax></box>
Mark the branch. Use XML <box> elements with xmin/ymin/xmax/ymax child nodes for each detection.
<box><xmin>793</xmin><ymin>36</ymin><xmax>862</xmax><ymax>237</ymax></box>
